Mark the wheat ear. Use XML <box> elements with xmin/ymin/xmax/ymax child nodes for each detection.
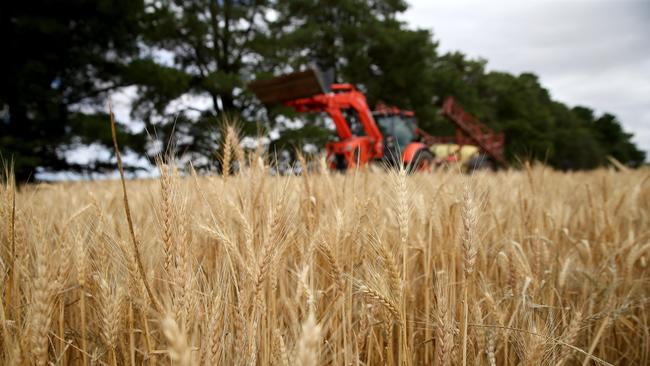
<box><xmin>557</xmin><ymin>312</ymin><xmax>582</xmax><ymax>365</ymax></box>
<box><xmin>461</xmin><ymin>181</ymin><xmax>478</xmax><ymax>366</ymax></box>
<box><xmin>28</xmin><ymin>248</ymin><xmax>57</xmax><ymax>366</ymax></box>
<box><xmin>358</xmin><ymin>285</ymin><xmax>401</xmax><ymax>322</ymax></box>
<box><xmin>221</xmin><ymin>125</ymin><xmax>233</xmax><ymax>176</ymax></box>
<box><xmin>296</xmin><ymin>311</ymin><xmax>321</xmax><ymax>366</ymax></box>
<box><xmin>162</xmin><ymin>315</ymin><xmax>191</xmax><ymax>366</ymax></box>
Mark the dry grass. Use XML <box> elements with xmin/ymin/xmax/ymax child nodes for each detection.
<box><xmin>1</xmin><ymin>152</ymin><xmax>649</xmax><ymax>365</ymax></box>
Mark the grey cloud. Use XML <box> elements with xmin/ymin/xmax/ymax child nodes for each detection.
<box><xmin>402</xmin><ymin>0</ymin><xmax>650</xmax><ymax>157</ymax></box>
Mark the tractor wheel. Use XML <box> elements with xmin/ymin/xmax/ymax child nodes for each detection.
<box><xmin>407</xmin><ymin>149</ymin><xmax>435</xmax><ymax>173</ymax></box>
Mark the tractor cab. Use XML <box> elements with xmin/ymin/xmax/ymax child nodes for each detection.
<box><xmin>373</xmin><ymin>104</ymin><xmax>419</xmax><ymax>166</ymax></box>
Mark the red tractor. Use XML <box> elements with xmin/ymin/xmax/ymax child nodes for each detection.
<box><xmin>249</xmin><ymin>69</ymin><xmax>506</xmax><ymax>171</ymax></box>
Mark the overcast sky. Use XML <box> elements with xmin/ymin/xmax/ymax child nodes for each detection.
<box><xmin>400</xmin><ymin>0</ymin><xmax>650</xmax><ymax>157</ymax></box>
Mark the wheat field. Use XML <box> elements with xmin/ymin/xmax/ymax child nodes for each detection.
<box><xmin>1</xmin><ymin>152</ymin><xmax>649</xmax><ymax>365</ymax></box>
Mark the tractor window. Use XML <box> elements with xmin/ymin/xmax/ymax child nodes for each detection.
<box><xmin>378</xmin><ymin>115</ymin><xmax>415</xmax><ymax>148</ymax></box>
<box><xmin>376</xmin><ymin>115</ymin><xmax>394</xmax><ymax>136</ymax></box>
<box><xmin>393</xmin><ymin>122</ymin><xmax>413</xmax><ymax>147</ymax></box>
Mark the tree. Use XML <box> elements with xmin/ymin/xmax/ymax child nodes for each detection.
<box><xmin>272</xmin><ymin>0</ymin><xmax>410</xmax><ymax>80</ymax></box>
<box><xmin>267</xmin><ymin>0</ymin><xmax>440</xmax><ymax>148</ymax></box>
<box><xmin>126</xmin><ymin>0</ymin><xmax>279</xmax><ymax>169</ymax></box>
<box><xmin>591</xmin><ymin>113</ymin><xmax>645</xmax><ymax>167</ymax></box>
<box><xmin>547</xmin><ymin>104</ymin><xmax>604</xmax><ymax>170</ymax></box>
<box><xmin>0</xmin><ymin>0</ymin><xmax>147</xmax><ymax>182</ymax></box>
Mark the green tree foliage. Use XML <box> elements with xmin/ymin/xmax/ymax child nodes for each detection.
<box><xmin>591</xmin><ymin>113</ymin><xmax>646</xmax><ymax>167</ymax></box>
<box><xmin>128</xmin><ymin>0</ymin><xmax>278</xmax><ymax>168</ymax></box>
<box><xmin>271</xmin><ymin>0</ymin><xmax>410</xmax><ymax>78</ymax></box>
<box><xmin>0</xmin><ymin>1</ymin><xmax>147</xmax><ymax>182</ymax></box>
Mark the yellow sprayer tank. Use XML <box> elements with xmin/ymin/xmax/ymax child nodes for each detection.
<box><xmin>429</xmin><ymin>144</ymin><xmax>480</xmax><ymax>165</ymax></box>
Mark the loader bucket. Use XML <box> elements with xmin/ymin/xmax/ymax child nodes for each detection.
<box><xmin>248</xmin><ymin>69</ymin><xmax>330</xmax><ymax>105</ymax></box>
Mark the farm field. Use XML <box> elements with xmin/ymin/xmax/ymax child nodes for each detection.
<box><xmin>1</xmin><ymin>163</ymin><xmax>649</xmax><ymax>365</ymax></box>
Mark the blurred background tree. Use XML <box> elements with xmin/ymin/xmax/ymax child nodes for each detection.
<box><xmin>0</xmin><ymin>0</ymin><xmax>645</xmax><ymax>181</ymax></box>
<box><xmin>0</xmin><ymin>0</ymin><xmax>147</xmax><ymax>182</ymax></box>
<box><xmin>126</xmin><ymin>0</ymin><xmax>279</xmax><ymax>169</ymax></box>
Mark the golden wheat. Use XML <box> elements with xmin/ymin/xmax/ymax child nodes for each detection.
<box><xmin>0</xmin><ymin>148</ymin><xmax>649</xmax><ymax>365</ymax></box>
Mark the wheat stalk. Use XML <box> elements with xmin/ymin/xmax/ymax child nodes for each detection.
<box><xmin>109</xmin><ymin>105</ymin><xmax>162</xmax><ymax>313</ymax></box>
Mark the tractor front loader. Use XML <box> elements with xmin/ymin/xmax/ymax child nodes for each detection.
<box><xmin>249</xmin><ymin>68</ymin><xmax>507</xmax><ymax>171</ymax></box>
<box><xmin>249</xmin><ymin>69</ymin><xmax>433</xmax><ymax>171</ymax></box>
